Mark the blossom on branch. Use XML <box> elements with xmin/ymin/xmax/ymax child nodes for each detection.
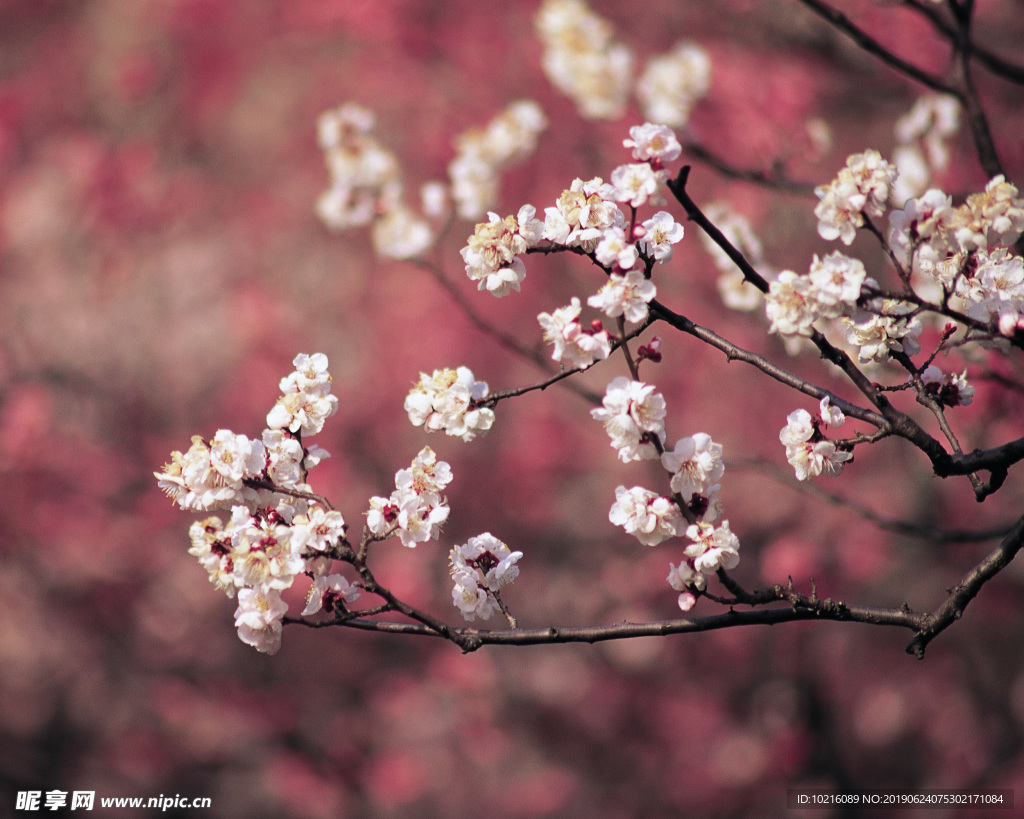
<box><xmin>609</xmin><ymin>485</ymin><xmax>684</xmax><ymax>546</ymax></box>
<box><xmin>449</xmin><ymin>533</ymin><xmax>522</xmax><ymax>622</ymax></box>
<box><xmin>537</xmin><ymin>297</ymin><xmax>612</xmax><ymax>368</ymax></box>
<box><xmin>302</xmin><ymin>574</ymin><xmax>361</xmax><ymax>617</ymax></box>
<box><xmin>623</xmin><ymin>122</ymin><xmax>682</xmax><ymax>165</ymax></box>
<box><xmin>814</xmin><ymin>150</ymin><xmax>898</xmax><ymax>245</ymax></box>
<box><xmin>684</xmin><ymin>520</ymin><xmax>740</xmax><ymax>574</ymax></box>
<box><xmin>267</xmin><ymin>353</ymin><xmax>339</xmax><ymax>437</ymax></box>
<box><xmin>638</xmin><ymin>211</ymin><xmax>685</xmax><ymax>262</ymax></box>
<box><xmin>365</xmin><ymin>447</ymin><xmax>452</xmax><ymax>548</ymax></box>
<box><xmin>404</xmin><ymin>367</ymin><xmax>495</xmax><ymax>442</ymax></box>
<box><xmin>587</xmin><ymin>269</ymin><xmax>656</xmax><ymax>323</ymax></box>
<box><xmin>234</xmin><ymin>587</ymin><xmax>289</xmax><ymax>655</ymax></box>
<box><xmin>591</xmin><ymin>377</ymin><xmax>667</xmax><ymax>463</ymax></box>
<box><xmin>461</xmin><ymin>206</ymin><xmax>543</xmax><ymax>297</ymax></box>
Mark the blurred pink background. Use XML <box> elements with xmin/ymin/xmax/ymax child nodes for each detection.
<box><xmin>2</xmin><ymin>1</ymin><xmax>1024</xmax><ymax>816</ymax></box>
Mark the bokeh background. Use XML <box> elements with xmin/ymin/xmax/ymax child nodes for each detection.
<box><xmin>3</xmin><ymin>0</ymin><xmax>1024</xmax><ymax>816</ymax></box>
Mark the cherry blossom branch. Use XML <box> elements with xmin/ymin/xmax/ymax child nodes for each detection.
<box><xmin>243</xmin><ymin>477</ymin><xmax>335</xmax><ymax>510</ymax></box>
<box><xmin>480</xmin><ymin>317</ymin><xmax>655</xmax><ymax>408</ymax></box>
<box><xmin>794</xmin><ymin>0</ymin><xmax>957</xmax><ymax>95</ymax></box>
<box><xmin>906</xmin><ymin>509</ymin><xmax>1024</xmax><ymax>657</ymax></box>
<box><xmin>945</xmin><ymin>0</ymin><xmax>1005</xmax><ymax>178</ymax></box>
<box><xmin>727</xmin><ymin>456</ymin><xmax>1014</xmax><ymax>543</ymax></box>
<box><xmin>647</xmin><ymin>299</ymin><xmax>885</xmax><ymax>428</ymax></box>
<box><xmin>666</xmin><ymin>166</ymin><xmax>987</xmax><ymax>482</ymax></box>
<box><xmin>290</xmin><ymin>603</ymin><xmax>925</xmax><ymax>650</ymax></box>
<box><xmin>796</xmin><ymin>0</ymin><xmax>1004</xmax><ymax>177</ymax></box>
<box><xmin>410</xmin><ymin>258</ymin><xmax>602</xmax><ymax>404</ymax></box>
<box><xmin>899</xmin><ymin>0</ymin><xmax>1024</xmax><ymax>85</ymax></box>
<box><xmin>681</xmin><ymin>139</ymin><xmax>816</xmax><ymax>196</ymax></box>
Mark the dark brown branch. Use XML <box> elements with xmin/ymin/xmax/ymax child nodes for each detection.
<box><xmin>682</xmin><ymin>140</ymin><xmax>816</xmax><ymax>196</ymax></box>
<box><xmin>727</xmin><ymin>455</ymin><xmax>1014</xmax><ymax>543</ymax></box>
<box><xmin>648</xmin><ymin>299</ymin><xmax>886</xmax><ymax>428</ymax></box>
<box><xmin>907</xmin><ymin>510</ymin><xmax>1024</xmax><ymax>657</ymax></box>
<box><xmin>794</xmin><ymin>0</ymin><xmax>957</xmax><ymax>95</ymax></box>
<box><xmin>900</xmin><ymin>0</ymin><xmax>1024</xmax><ymax>84</ymax></box>
<box><xmin>410</xmin><ymin>258</ymin><xmax>602</xmax><ymax>405</ymax></box>
<box><xmin>288</xmin><ymin>602</ymin><xmax>924</xmax><ymax>650</ymax></box>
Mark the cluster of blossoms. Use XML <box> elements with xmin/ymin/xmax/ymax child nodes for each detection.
<box><xmin>814</xmin><ymin>150</ymin><xmax>899</xmax><ymax>245</ymax></box>
<box><xmin>458</xmin><ymin>125</ymin><xmax>682</xmax><ymax>305</ymax></box>
<box><xmin>595</xmin><ymin>376</ymin><xmax>738</xmax><ymax>609</ymax></box>
<box><xmin>449</xmin><ymin>533</ymin><xmax>523</xmax><ymax>622</ymax></box>
<box><xmin>535</xmin><ymin>0</ymin><xmax>633</xmax><ymax>120</ymax></box>
<box><xmin>525</xmin><ymin>125</ymin><xmax>684</xmax><ymax>366</ymax></box>
<box><xmin>765</xmin><ymin>251</ymin><xmax>868</xmax><ymax>337</ymax></box>
<box><xmin>535</xmin><ymin>0</ymin><xmax>710</xmax><ymax>131</ymax></box>
<box><xmin>157</xmin><ymin>354</ymin><xmax>355</xmax><ymax>655</ymax></box>
<box><xmin>315</xmin><ymin>103</ymin><xmax>433</xmax><ymax>260</ymax></box>
<box><xmin>889</xmin><ymin>177</ymin><xmax>1024</xmax><ymax>341</ymax></box>
<box><xmin>891</xmin><ymin>94</ymin><xmax>961</xmax><ymax>205</ymax></box>
<box><xmin>536</xmin><ymin>298</ymin><xmax>610</xmax><ymax>369</ymax></box>
<box><xmin>404</xmin><ymin>367</ymin><xmax>496</xmax><ymax>442</ymax></box>
<box><xmin>448</xmin><ymin>101</ymin><xmax>547</xmax><ymax>220</ymax></box>
<box><xmin>635</xmin><ymin>41</ymin><xmax>711</xmax><ymax>130</ymax></box>
<box><xmin>779</xmin><ymin>397</ymin><xmax>852</xmax><ymax>481</ymax></box>
<box><xmin>461</xmin><ymin>206</ymin><xmax>544</xmax><ymax>297</ymax></box>
<box><xmin>366</xmin><ymin>446</ymin><xmax>452</xmax><ymax>549</ymax></box>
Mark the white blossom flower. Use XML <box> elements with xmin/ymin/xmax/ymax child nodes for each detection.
<box><xmin>660</xmin><ymin>433</ymin><xmax>725</xmax><ymax>498</ymax></box>
<box><xmin>591</xmin><ymin>377</ymin><xmax>667</xmax><ymax>462</ymax></box>
<box><xmin>267</xmin><ymin>353</ymin><xmax>339</xmax><ymax>437</ymax></box>
<box><xmin>302</xmin><ymin>573</ymin><xmax>361</xmax><ymax>616</ymax></box>
<box><xmin>818</xmin><ymin>397</ymin><xmax>846</xmax><ymax>429</ymax></box>
<box><xmin>450</xmin><ymin>568</ymin><xmax>499</xmax><ymax>621</ymax></box>
<box><xmin>779</xmin><ymin>409</ymin><xmax>815</xmax><ymax>447</ymax></box>
<box><xmin>594</xmin><ymin>227</ymin><xmax>640</xmax><ymax>271</ymax></box>
<box><xmin>542</xmin><ymin>178</ymin><xmax>624</xmax><ymax>248</ymax></box>
<box><xmin>667</xmin><ymin>560</ymin><xmax>707</xmax><ymax>611</ymax></box>
<box><xmin>587</xmin><ymin>269</ymin><xmax>656</xmax><ymax>323</ymax></box>
<box><xmin>395</xmin><ymin>446</ymin><xmax>453</xmax><ymax>501</ymax></box>
<box><xmin>842</xmin><ymin>303</ymin><xmax>922</xmax><ymax>363</ymax></box>
<box><xmin>785</xmin><ymin>439</ymin><xmax>853</xmax><ymax>481</ymax></box>
<box><xmin>230</xmin><ymin>507</ymin><xmax>304</xmax><ymax>592</ymax></box>
<box><xmin>537</xmin><ymin>297</ymin><xmax>612</xmax><ymax>368</ymax></box>
<box><xmin>291</xmin><ymin>505</ymin><xmax>347</xmax><ymax>554</ymax></box>
<box><xmin>814</xmin><ymin>151</ymin><xmax>897</xmax><ymax>245</ymax></box>
<box><xmin>683</xmin><ymin>520</ymin><xmax>740</xmax><ymax>574</ymax></box>
<box><xmin>188</xmin><ymin>516</ymin><xmax>236</xmax><ymax>596</ymax></box>
<box><xmin>461</xmin><ymin>207</ymin><xmax>542</xmax><ymax>297</ymax></box>
<box><xmin>234</xmin><ymin>587</ymin><xmax>289</xmax><ymax>655</ymax></box>
<box><xmin>807</xmin><ymin>251</ymin><xmax>866</xmax><ymax>318</ymax></box>
<box><xmin>261</xmin><ymin>429</ymin><xmax>305</xmax><ymax>488</ymax></box>
<box><xmin>404</xmin><ymin>367</ymin><xmax>495</xmax><ymax>442</ymax></box>
<box><xmin>623</xmin><ymin>123</ymin><xmax>682</xmax><ymax>164</ymax></box>
<box><xmin>450</xmin><ymin>532</ymin><xmax>522</xmax><ymax>593</ymax></box>
<box><xmin>638</xmin><ymin>211</ymin><xmax>685</xmax><ymax>262</ymax></box>
<box><xmin>609</xmin><ymin>162</ymin><xmax>662</xmax><ymax>208</ymax></box>
<box><xmin>609</xmin><ymin>485</ymin><xmax>683</xmax><ymax>546</ymax></box>
<box><xmin>156</xmin><ymin>434</ymin><xmax>262</xmax><ymax>512</ymax></box>
<box><xmin>765</xmin><ymin>270</ymin><xmax>817</xmax><ymax>337</ymax></box>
